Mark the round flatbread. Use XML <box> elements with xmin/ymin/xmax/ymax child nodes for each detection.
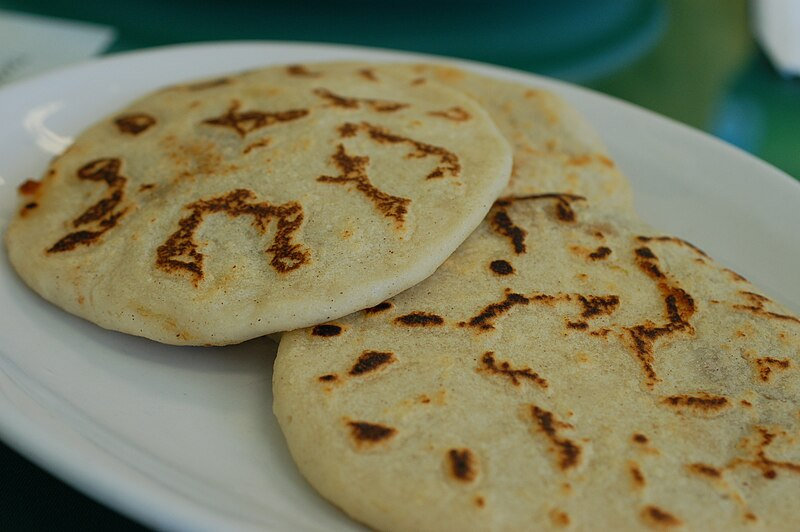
<box><xmin>4</xmin><ymin>62</ymin><xmax>512</xmax><ymax>345</ymax></box>
<box><xmin>274</xmin><ymin>199</ymin><xmax>800</xmax><ymax>530</ymax></box>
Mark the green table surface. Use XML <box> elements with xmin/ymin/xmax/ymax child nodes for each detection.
<box><xmin>1</xmin><ymin>0</ymin><xmax>798</xmax><ymax>530</ymax></box>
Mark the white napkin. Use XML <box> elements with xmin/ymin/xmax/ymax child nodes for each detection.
<box><xmin>0</xmin><ymin>9</ymin><xmax>115</xmax><ymax>86</ymax></box>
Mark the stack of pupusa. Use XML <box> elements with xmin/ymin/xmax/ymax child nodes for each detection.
<box><xmin>6</xmin><ymin>62</ymin><xmax>799</xmax><ymax>531</ymax></box>
<box><xmin>273</xmin><ymin>65</ymin><xmax>800</xmax><ymax>531</ymax></box>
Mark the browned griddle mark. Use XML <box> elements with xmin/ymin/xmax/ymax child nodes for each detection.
<box><xmin>428</xmin><ymin>106</ymin><xmax>471</xmax><ymax>121</ymax></box>
<box><xmin>19</xmin><ymin>202</ymin><xmax>38</xmax><ymax>218</ymax></box>
<box><xmin>460</xmin><ymin>290</ymin><xmax>531</xmax><ymax>331</ymax></box>
<box><xmin>632</xmin><ymin>433</ymin><xmax>649</xmax><ymax>444</ymax></box>
<box><xmin>47</xmin><ymin>158</ymin><xmax>129</xmax><ymax>253</ymax></box>
<box><xmin>686</xmin><ymin>431</ymin><xmax>794</xmax><ymax>521</ymax></box>
<box><xmin>662</xmin><ymin>392</ymin><xmax>730</xmax><ymax>411</ymax></box>
<box><xmin>312</xmin><ymin>324</ymin><xmax>343</xmax><ymax>337</ymax></box>
<box><xmin>567</xmin><ymin>320</ymin><xmax>588</xmax><ymax>330</ymax></box>
<box><xmin>338</xmin><ymin>122</ymin><xmax>358</xmax><ymax>137</ymax></box>
<box><xmin>637</xmin><ymin>235</ymin><xmax>709</xmax><ymax>258</ymax></box>
<box><xmin>364</xmin><ymin>301</ymin><xmax>393</xmax><ymax>314</ymax></box>
<box><xmin>448</xmin><ymin>449</ymin><xmax>478</xmax><ymax>482</ymax></box>
<box><xmin>755</xmin><ymin>357</ymin><xmax>791</xmax><ymax>382</ymax></box>
<box><xmin>318</xmin><ymin>144</ymin><xmax>410</xmax><ymax>226</ymax></box>
<box><xmin>479</xmin><ymin>351</ymin><xmax>548</xmax><ymax>388</ymax></box>
<box><xmin>156</xmin><ymin>188</ymin><xmax>309</xmax><ymax>284</ymax></box>
<box><xmin>243</xmin><ymin>137</ymin><xmax>271</xmax><ymax>154</ymax></box>
<box><xmin>569</xmin><ymin>154</ymin><xmax>615</xmax><ymax>168</ymax></box>
<box><xmin>474</xmin><ymin>496</ymin><xmax>486</xmax><ymax>509</ymax></box>
<box><xmin>729</xmin><ymin>426</ymin><xmax>800</xmax><ymax>479</ymax></box>
<box><xmin>578</xmin><ymin>295</ymin><xmax>619</xmax><ymax>318</ymax></box>
<box><xmin>589</xmin><ymin>246</ymin><xmax>612</xmax><ymax>260</ymax></box>
<box><xmin>724</xmin><ymin>268</ymin><xmax>748</xmax><ymax>283</ymax></box>
<box><xmin>350</xmin><ymin>351</ymin><xmax>395</xmax><ymax>376</ymax></box>
<box><xmin>357</xmin><ymin>68</ymin><xmax>378</xmax><ymax>81</ymax></box>
<box><xmin>18</xmin><ymin>179</ymin><xmax>41</xmax><ymax>195</ymax></box>
<box><xmin>286</xmin><ymin>64</ymin><xmax>320</xmax><ymax>77</ymax></box>
<box><xmin>488</xmin><ymin>202</ymin><xmax>527</xmax><ymax>254</ymax></box>
<box><xmin>312</xmin><ymin>88</ymin><xmax>408</xmax><ymax>112</ymax></box>
<box><xmin>489</xmin><ymin>259</ymin><xmax>515</xmax><ymax>275</ymax></box>
<box><xmin>138</xmin><ymin>183</ymin><xmax>155</xmax><ymax>192</ymax></box>
<box><xmin>624</xmin><ymin>246</ymin><xmax>696</xmax><ymax>388</ymax></box>
<box><xmin>347</xmin><ymin>420</ymin><xmax>396</xmax><ymax>446</ymax></box>
<box><xmin>114</xmin><ymin>113</ymin><xmax>156</xmax><ymax>135</ymax></box>
<box><xmin>338</xmin><ymin>122</ymin><xmax>460</xmax><ymax>179</ymax></box>
<box><xmin>185</xmin><ymin>77</ymin><xmax>231</xmax><ymax>90</ymax></box>
<box><xmin>641</xmin><ymin>506</ymin><xmax>682</xmax><ymax>528</ymax></box>
<box><xmin>203</xmin><ymin>100</ymin><xmax>309</xmax><ymax>137</ymax></box>
<box><xmin>461</xmin><ymin>289</ymin><xmax>617</xmax><ymax>332</ymax></box>
<box><xmin>47</xmin><ymin>215</ymin><xmax>125</xmax><ymax>252</ymax></box>
<box><xmin>518</xmin><ymin>193</ymin><xmax>585</xmax><ymax>223</ymax></box>
<box><xmin>394</xmin><ymin>312</ymin><xmax>444</xmax><ymax>327</ymax></box>
<box><xmin>73</xmin><ymin>191</ymin><xmax>124</xmax><ymax>226</ymax></box>
<box><xmin>530</xmin><ymin>405</ymin><xmax>582</xmax><ymax>471</ymax></box>
<box><xmin>318</xmin><ymin>374</ymin><xmax>338</xmax><ymax>382</ymax></box>
<box><xmin>629</xmin><ymin>461</ymin><xmax>646</xmax><ymax>488</ymax></box>
<box><xmin>553</xmin><ymin>197</ymin><xmax>578</xmax><ymax>222</ymax></box>
<box><xmin>549</xmin><ymin>509</ymin><xmax>571</xmax><ymax>528</ymax></box>
<box><xmin>494</xmin><ymin>193</ymin><xmax>586</xmax><ymax>229</ymax></box>
<box><xmin>688</xmin><ymin>463</ymin><xmax>722</xmax><ymax>478</ymax></box>
<box><xmin>733</xmin><ymin>291</ymin><xmax>800</xmax><ymax>325</ymax></box>
<box><xmin>636</xmin><ymin>236</ymin><xmax>709</xmax><ymax>258</ymax></box>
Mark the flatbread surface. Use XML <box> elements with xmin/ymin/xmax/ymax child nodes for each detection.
<box><xmin>398</xmin><ymin>64</ymin><xmax>634</xmax><ymax>209</ymax></box>
<box><xmin>5</xmin><ymin>62</ymin><xmax>512</xmax><ymax>345</ymax></box>
<box><xmin>274</xmin><ymin>195</ymin><xmax>800</xmax><ymax>531</ymax></box>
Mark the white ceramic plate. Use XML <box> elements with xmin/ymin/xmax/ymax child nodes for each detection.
<box><xmin>1</xmin><ymin>42</ymin><xmax>798</xmax><ymax>532</ymax></box>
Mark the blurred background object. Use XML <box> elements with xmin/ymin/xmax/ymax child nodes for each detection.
<box><xmin>0</xmin><ymin>9</ymin><xmax>113</xmax><ymax>85</ymax></box>
<box><xmin>0</xmin><ymin>0</ymin><xmax>798</xmax><ymax>530</ymax></box>
<box><xmin>752</xmin><ymin>0</ymin><xmax>800</xmax><ymax>77</ymax></box>
<box><xmin>1</xmin><ymin>0</ymin><xmax>667</xmax><ymax>81</ymax></box>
